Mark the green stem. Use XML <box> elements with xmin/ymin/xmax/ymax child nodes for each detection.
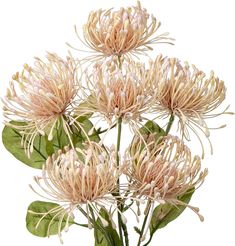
<box><xmin>87</xmin><ymin>205</ymin><xmax>113</xmax><ymax>245</ymax></box>
<box><xmin>137</xmin><ymin>201</ymin><xmax>151</xmax><ymax>246</ymax></box>
<box><xmin>116</xmin><ymin>117</ymin><xmax>125</xmax><ymax>246</ymax></box>
<box><xmin>116</xmin><ymin>56</ymin><xmax>129</xmax><ymax>246</ymax></box>
<box><xmin>96</xmin><ymin>123</ymin><xmax>117</xmax><ymax>135</ymax></box>
<box><xmin>143</xmin><ymin>235</ymin><xmax>154</xmax><ymax>246</ymax></box>
<box><xmin>165</xmin><ymin>113</ymin><xmax>175</xmax><ymax>135</ymax></box>
<box><xmin>116</xmin><ymin>118</ymin><xmax>122</xmax><ymax>172</ymax></box>
<box><xmin>73</xmin><ymin>222</ymin><xmax>88</xmax><ymax>228</ymax></box>
<box><xmin>89</xmin><ymin>205</ymin><xmax>99</xmax><ymax>242</ymax></box>
<box><xmin>143</xmin><ymin>220</ymin><xmax>162</xmax><ymax>246</ymax></box>
<box><xmin>122</xmin><ymin>223</ymin><xmax>129</xmax><ymax>246</ymax></box>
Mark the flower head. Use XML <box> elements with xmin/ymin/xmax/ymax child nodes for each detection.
<box><xmin>2</xmin><ymin>53</ymin><xmax>78</xmax><ymax>156</ymax></box>
<box><xmin>30</xmin><ymin>142</ymin><xmax>121</xmax><ymax>239</ymax></box>
<box><xmin>125</xmin><ymin>134</ymin><xmax>207</xmax><ymax>218</ymax></box>
<box><xmin>80</xmin><ymin>1</ymin><xmax>173</xmax><ymax>59</ymax></box>
<box><xmin>77</xmin><ymin>58</ymin><xmax>156</xmax><ymax>125</ymax></box>
<box><xmin>152</xmin><ymin>56</ymin><xmax>232</xmax><ymax>157</ymax></box>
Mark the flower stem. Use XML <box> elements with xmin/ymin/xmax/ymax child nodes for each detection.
<box><xmin>122</xmin><ymin>223</ymin><xmax>129</xmax><ymax>246</ymax></box>
<box><xmin>165</xmin><ymin>113</ymin><xmax>175</xmax><ymax>135</ymax></box>
<box><xmin>116</xmin><ymin>117</ymin><xmax>125</xmax><ymax>246</ymax></box>
<box><xmin>137</xmin><ymin>200</ymin><xmax>151</xmax><ymax>246</ymax></box>
<box><xmin>116</xmin><ymin>57</ymin><xmax>129</xmax><ymax>246</ymax></box>
<box><xmin>73</xmin><ymin>222</ymin><xmax>88</xmax><ymax>228</ymax></box>
<box><xmin>97</xmin><ymin>123</ymin><xmax>117</xmax><ymax>135</ymax></box>
<box><xmin>87</xmin><ymin>205</ymin><xmax>114</xmax><ymax>245</ymax></box>
<box><xmin>89</xmin><ymin>205</ymin><xmax>99</xmax><ymax>242</ymax></box>
<box><xmin>143</xmin><ymin>235</ymin><xmax>154</xmax><ymax>246</ymax></box>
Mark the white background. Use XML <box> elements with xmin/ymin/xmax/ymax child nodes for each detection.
<box><xmin>0</xmin><ymin>0</ymin><xmax>235</xmax><ymax>245</ymax></box>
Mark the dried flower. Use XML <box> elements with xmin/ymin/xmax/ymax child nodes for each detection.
<box><xmin>77</xmin><ymin>1</ymin><xmax>173</xmax><ymax>60</ymax></box>
<box><xmin>125</xmin><ymin>134</ymin><xmax>207</xmax><ymax>218</ymax></box>
<box><xmin>30</xmin><ymin>142</ymin><xmax>121</xmax><ymax>240</ymax></box>
<box><xmin>2</xmin><ymin>53</ymin><xmax>79</xmax><ymax>156</ymax></box>
<box><xmin>77</xmin><ymin>58</ymin><xmax>157</xmax><ymax>127</ymax></box>
<box><xmin>151</xmin><ymin>56</ymin><xmax>232</xmax><ymax>157</ymax></box>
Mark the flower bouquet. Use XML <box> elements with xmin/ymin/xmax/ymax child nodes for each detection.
<box><xmin>2</xmin><ymin>1</ymin><xmax>233</xmax><ymax>245</ymax></box>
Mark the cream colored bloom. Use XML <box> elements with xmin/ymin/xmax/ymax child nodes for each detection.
<box><xmin>125</xmin><ymin>134</ymin><xmax>207</xmax><ymax>218</ymax></box>
<box><xmin>2</xmin><ymin>53</ymin><xmax>79</xmax><ymax>156</ymax></box>
<box><xmin>80</xmin><ymin>1</ymin><xmax>173</xmax><ymax>59</ymax></box>
<box><xmin>30</xmin><ymin>142</ymin><xmax>121</xmax><ymax>240</ymax></box>
<box><xmin>77</xmin><ymin>58</ymin><xmax>156</xmax><ymax>126</ymax></box>
<box><xmin>152</xmin><ymin>56</ymin><xmax>232</xmax><ymax>157</ymax></box>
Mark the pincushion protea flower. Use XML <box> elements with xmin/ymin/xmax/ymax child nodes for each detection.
<box><xmin>30</xmin><ymin>142</ymin><xmax>122</xmax><ymax>241</ymax></box>
<box><xmin>2</xmin><ymin>53</ymin><xmax>79</xmax><ymax>157</ymax></box>
<box><xmin>151</xmin><ymin>56</ymin><xmax>233</xmax><ymax>157</ymax></box>
<box><xmin>77</xmin><ymin>58</ymin><xmax>157</xmax><ymax>128</ymax></box>
<box><xmin>76</xmin><ymin>1</ymin><xmax>173</xmax><ymax>60</ymax></box>
<box><xmin>125</xmin><ymin>134</ymin><xmax>207</xmax><ymax>218</ymax></box>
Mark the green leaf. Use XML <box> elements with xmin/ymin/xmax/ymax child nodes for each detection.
<box><xmin>76</xmin><ymin>96</ymin><xmax>93</xmax><ymax>118</ymax></box>
<box><xmin>45</xmin><ymin>135</ymin><xmax>54</xmax><ymax>156</ymax></box>
<box><xmin>52</xmin><ymin>119</ymin><xmax>70</xmax><ymax>150</ymax></box>
<box><xmin>2</xmin><ymin>122</ymin><xmax>48</xmax><ymax>169</ymax></box>
<box><xmin>134</xmin><ymin>226</ymin><xmax>141</xmax><ymax>235</ymax></box>
<box><xmin>72</xmin><ymin>116</ymin><xmax>100</xmax><ymax>148</ymax></box>
<box><xmin>123</xmin><ymin>200</ymin><xmax>134</xmax><ymax>212</ymax></box>
<box><xmin>132</xmin><ymin>121</ymin><xmax>166</xmax><ymax>155</ymax></box>
<box><xmin>139</xmin><ymin>120</ymin><xmax>166</xmax><ymax>142</ymax></box>
<box><xmin>52</xmin><ymin>116</ymin><xmax>100</xmax><ymax>148</ymax></box>
<box><xmin>26</xmin><ymin>201</ymin><xmax>74</xmax><ymax>237</ymax></box>
<box><xmin>2</xmin><ymin>117</ymin><xmax>100</xmax><ymax>169</ymax></box>
<box><xmin>149</xmin><ymin>188</ymin><xmax>195</xmax><ymax>236</ymax></box>
<box><xmin>95</xmin><ymin>208</ymin><xmax>121</xmax><ymax>246</ymax></box>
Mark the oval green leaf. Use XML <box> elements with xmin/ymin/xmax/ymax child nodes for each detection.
<box><xmin>139</xmin><ymin>120</ymin><xmax>166</xmax><ymax>142</ymax></box>
<box><xmin>2</xmin><ymin>117</ymin><xmax>100</xmax><ymax>169</ymax></box>
<box><xmin>147</xmin><ymin>188</ymin><xmax>195</xmax><ymax>245</ymax></box>
<box><xmin>2</xmin><ymin>122</ymin><xmax>48</xmax><ymax>169</ymax></box>
<box><xmin>72</xmin><ymin>116</ymin><xmax>100</xmax><ymax>148</ymax></box>
<box><xmin>26</xmin><ymin>201</ymin><xmax>74</xmax><ymax>238</ymax></box>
